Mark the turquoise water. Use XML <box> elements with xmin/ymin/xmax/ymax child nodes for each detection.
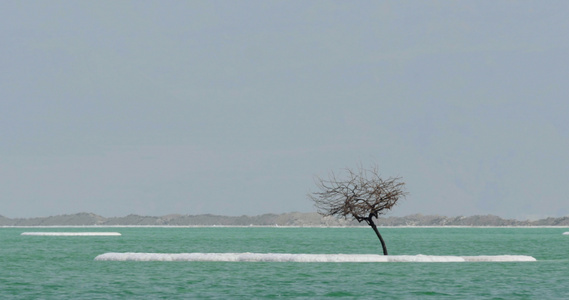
<box><xmin>1</xmin><ymin>227</ymin><xmax>568</xmax><ymax>299</ymax></box>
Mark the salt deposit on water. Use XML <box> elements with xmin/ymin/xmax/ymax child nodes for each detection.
<box><xmin>94</xmin><ymin>252</ymin><xmax>536</xmax><ymax>262</ymax></box>
<box><xmin>21</xmin><ymin>232</ymin><xmax>121</xmax><ymax>236</ymax></box>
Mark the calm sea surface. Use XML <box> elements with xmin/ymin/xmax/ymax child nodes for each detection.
<box><xmin>1</xmin><ymin>227</ymin><xmax>568</xmax><ymax>299</ymax></box>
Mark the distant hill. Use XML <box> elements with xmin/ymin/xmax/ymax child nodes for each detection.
<box><xmin>1</xmin><ymin>212</ymin><xmax>569</xmax><ymax>226</ymax></box>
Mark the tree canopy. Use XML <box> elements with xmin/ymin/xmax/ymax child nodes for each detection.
<box><xmin>309</xmin><ymin>165</ymin><xmax>407</xmax><ymax>255</ymax></box>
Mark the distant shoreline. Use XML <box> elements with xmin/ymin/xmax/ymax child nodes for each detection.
<box><xmin>6</xmin><ymin>225</ymin><xmax>569</xmax><ymax>228</ymax></box>
<box><xmin>2</xmin><ymin>212</ymin><xmax>569</xmax><ymax>227</ymax></box>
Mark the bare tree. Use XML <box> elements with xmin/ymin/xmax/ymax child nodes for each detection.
<box><xmin>309</xmin><ymin>165</ymin><xmax>407</xmax><ymax>255</ymax></box>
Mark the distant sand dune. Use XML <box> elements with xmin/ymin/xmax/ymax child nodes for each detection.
<box><xmin>4</xmin><ymin>212</ymin><xmax>569</xmax><ymax>226</ymax></box>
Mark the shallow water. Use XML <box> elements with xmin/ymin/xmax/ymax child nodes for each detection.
<box><xmin>1</xmin><ymin>227</ymin><xmax>568</xmax><ymax>298</ymax></box>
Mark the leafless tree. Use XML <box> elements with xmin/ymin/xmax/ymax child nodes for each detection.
<box><xmin>309</xmin><ymin>165</ymin><xmax>407</xmax><ymax>255</ymax></box>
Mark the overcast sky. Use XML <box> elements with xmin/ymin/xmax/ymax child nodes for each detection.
<box><xmin>2</xmin><ymin>1</ymin><xmax>568</xmax><ymax>220</ymax></box>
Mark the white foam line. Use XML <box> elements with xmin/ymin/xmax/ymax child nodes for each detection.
<box><xmin>94</xmin><ymin>253</ymin><xmax>536</xmax><ymax>262</ymax></box>
<box><xmin>563</xmin><ymin>232</ymin><xmax>569</xmax><ymax>235</ymax></box>
<box><xmin>22</xmin><ymin>232</ymin><xmax>121</xmax><ymax>236</ymax></box>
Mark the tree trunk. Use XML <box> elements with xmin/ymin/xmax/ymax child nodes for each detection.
<box><xmin>367</xmin><ymin>218</ymin><xmax>388</xmax><ymax>255</ymax></box>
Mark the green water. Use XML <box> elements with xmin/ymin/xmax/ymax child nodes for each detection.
<box><xmin>1</xmin><ymin>227</ymin><xmax>568</xmax><ymax>299</ymax></box>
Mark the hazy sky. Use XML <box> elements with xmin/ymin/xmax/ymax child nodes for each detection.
<box><xmin>2</xmin><ymin>1</ymin><xmax>568</xmax><ymax>220</ymax></box>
